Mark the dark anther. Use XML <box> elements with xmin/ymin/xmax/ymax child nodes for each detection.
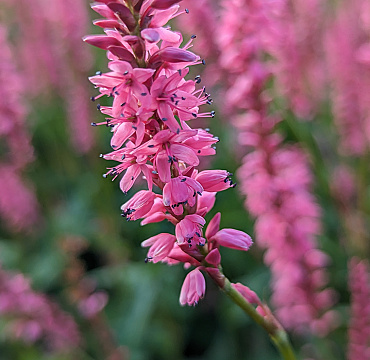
<box><xmin>121</xmin><ymin>154</ymin><xmax>126</xmax><ymax>160</ymax></box>
<box><xmin>195</xmin><ymin>232</ymin><xmax>201</xmax><ymax>237</ymax></box>
<box><xmin>173</xmin><ymin>93</ymin><xmax>178</xmax><ymax>97</ymax></box>
<box><xmin>132</xmin><ymin>125</ymin><xmax>137</xmax><ymax>130</ymax></box>
<box><xmin>181</xmin><ymin>96</ymin><xmax>186</xmax><ymax>100</ymax></box>
<box><xmin>121</xmin><ymin>102</ymin><xmax>126</xmax><ymax>107</ymax></box>
<box><xmin>112</xmin><ymin>86</ymin><xmax>117</xmax><ymax>92</ymax></box>
<box><xmin>152</xmin><ymin>170</ymin><xmax>158</xmax><ymax>174</ymax></box>
<box><xmin>97</xmin><ymin>104</ymin><xmax>101</xmax><ymax>110</ymax></box>
<box><xmin>162</xmin><ymin>117</ymin><xmax>168</xmax><ymax>121</ymax></box>
<box><xmin>91</xmin><ymin>122</ymin><xmax>97</xmax><ymax>126</ymax></box>
<box><xmin>181</xmin><ymin>178</ymin><xmax>187</xmax><ymax>182</ymax></box>
<box><xmin>224</xmin><ymin>177</ymin><xmax>228</xmax><ymax>183</ymax></box>
<box><xmin>115</xmin><ymin>91</ymin><xmax>119</xmax><ymax>95</ymax></box>
<box><xmin>192</xmin><ymin>113</ymin><xmax>197</xmax><ymax>118</ymax></box>
<box><xmin>170</xmin><ymin>96</ymin><xmax>175</xmax><ymax>102</ymax></box>
<box><xmin>90</xmin><ymin>96</ymin><xmax>95</xmax><ymax>102</ymax></box>
<box><xmin>145</xmin><ymin>257</ymin><xmax>152</xmax><ymax>263</ymax></box>
<box><xmin>168</xmin><ymin>155</ymin><xmax>172</xmax><ymax>163</ymax></box>
<box><xmin>112</xmin><ymin>145</ymin><xmax>117</xmax><ymax>148</ymax></box>
<box><xmin>232</xmin><ymin>183</ymin><xmax>237</xmax><ymax>188</ymax></box>
<box><xmin>131</xmin><ymin>176</ymin><xmax>134</xmax><ymax>181</ymax></box>
<box><xmin>202</xmin><ymin>59</ymin><xmax>206</xmax><ymax>65</ymax></box>
<box><xmin>198</xmin><ymin>150</ymin><xmax>201</xmax><ymax>154</ymax></box>
<box><xmin>185</xmin><ymin>8</ymin><xmax>189</xmax><ymax>13</ymax></box>
<box><xmin>96</xmin><ymin>71</ymin><xmax>102</xmax><ymax>75</ymax></box>
<box><xmin>191</xmin><ymin>35</ymin><xmax>196</xmax><ymax>39</ymax></box>
<box><xmin>211</xmin><ymin>111</ymin><xmax>216</xmax><ymax>117</ymax></box>
<box><xmin>178</xmin><ymin>69</ymin><xmax>182</xmax><ymax>76</ymax></box>
<box><xmin>207</xmin><ymin>99</ymin><xmax>213</xmax><ymax>105</ymax></box>
<box><xmin>197</xmin><ymin>191</ymin><xmax>202</xmax><ymax>196</ymax></box>
<box><xmin>175</xmin><ymin>100</ymin><xmax>179</xmax><ymax>106</ymax></box>
<box><xmin>195</xmin><ymin>75</ymin><xmax>201</xmax><ymax>84</ymax></box>
<box><xmin>123</xmin><ymin>71</ymin><xmax>128</xmax><ymax>75</ymax></box>
<box><xmin>148</xmin><ymin>144</ymin><xmax>154</xmax><ymax>148</ymax></box>
<box><xmin>187</xmin><ymin>239</ymin><xmax>192</xmax><ymax>243</ymax></box>
<box><xmin>141</xmin><ymin>92</ymin><xmax>147</xmax><ymax>96</ymax></box>
<box><xmin>176</xmin><ymin>128</ymin><xmax>180</xmax><ymax>134</ymax></box>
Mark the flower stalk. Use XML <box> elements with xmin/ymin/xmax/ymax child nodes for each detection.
<box><xmin>213</xmin><ymin>274</ymin><xmax>297</xmax><ymax>360</ymax></box>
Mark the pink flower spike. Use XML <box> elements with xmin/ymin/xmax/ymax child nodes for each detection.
<box><xmin>196</xmin><ymin>170</ymin><xmax>235</xmax><ymax>192</ymax></box>
<box><xmin>232</xmin><ymin>283</ymin><xmax>260</xmax><ymax>305</ymax></box>
<box><xmin>179</xmin><ymin>268</ymin><xmax>206</xmax><ymax>306</ymax></box>
<box><xmin>210</xmin><ymin>229</ymin><xmax>253</xmax><ymax>251</ymax></box>
<box><xmin>121</xmin><ymin>190</ymin><xmax>156</xmax><ymax>221</ymax></box>
<box><xmin>205</xmin><ymin>248</ymin><xmax>221</xmax><ymax>266</ymax></box>
<box><xmin>205</xmin><ymin>212</ymin><xmax>221</xmax><ymax>239</ymax></box>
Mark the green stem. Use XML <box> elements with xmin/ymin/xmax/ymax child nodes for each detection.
<box><xmin>217</xmin><ymin>276</ymin><xmax>297</xmax><ymax>360</ymax></box>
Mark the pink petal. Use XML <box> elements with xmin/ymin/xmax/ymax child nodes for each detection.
<box><xmin>232</xmin><ymin>283</ymin><xmax>260</xmax><ymax>304</ymax></box>
<box><xmin>179</xmin><ymin>268</ymin><xmax>206</xmax><ymax>306</ymax></box>
<box><xmin>151</xmin><ymin>0</ymin><xmax>181</xmax><ymax>10</ymax></box>
<box><xmin>120</xmin><ymin>164</ymin><xmax>141</xmax><ymax>193</ymax></box>
<box><xmin>83</xmin><ymin>35</ymin><xmax>122</xmax><ymax>50</ymax></box>
<box><xmin>111</xmin><ymin>122</ymin><xmax>134</xmax><ymax>149</ymax></box>
<box><xmin>205</xmin><ymin>248</ymin><xmax>221</xmax><ymax>266</ymax></box>
<box><xmin>107</xmin><ymin>3</ymin><xmax>136</xmax><ymax>31</ymax></box>
<box><xmin>205</xmin><ymin>212</ymin><xmax>221</xmax><ymax>239</ymax></box>
<box><xmin>171</xmin><ymin>144</ymin><xmax>199</xmax><ymax>166</ymax></box>
<box><xmin>156</xmin><ymin>150</ymin><xmax>171</xmax><ymax>183</ymax></box>
<box><xmin>210</xmin><ymin>229</ymin><xmax>253</xmax><ymax>251</ymax></box>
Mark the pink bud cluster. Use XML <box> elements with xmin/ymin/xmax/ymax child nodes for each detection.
<box><xmin>217</xmin><ymin>0</ymin><xmax>337</xmax><ymax>335</ymax></box>
<box><xmin>347</xmin><ymin>258</ymin><xmax>370</xmax><ymax>360</ymax></box>
<box><xmin>0</xmin><ymin>26</ymin><xmax>39</xmax><ymax>232</ymax></box>
<box><xmin>0</xmin><ymin>265</ymin><xmax>80</xmax><ymax>351</ymax></box>
<box><xmin>85</xmin><ymin>0</ymin><xmax>253</xmax><ymax>306</ymax></box>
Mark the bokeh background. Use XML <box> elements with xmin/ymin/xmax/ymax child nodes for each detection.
<box><xmin>0</xmin><ymin>0</ymin><xmax>369</xmax><ymax>359</ymax></box>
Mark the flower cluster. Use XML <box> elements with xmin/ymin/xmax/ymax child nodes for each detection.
<box><xmin>85</xmin><ymin>0</ymin><xmax>252</xmax><ymax>305</ymax></box>
<box><xmin>0</xmin><ymin>265</ymin><xmax>80</xmax><ymax>351</ymax></box>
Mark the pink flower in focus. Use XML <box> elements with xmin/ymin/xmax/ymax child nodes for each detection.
<box><xmin>141</xmin><ymin>233</ymin><xmax>176</xmax><ymax>263</ymax></box>
<box><xmin>121</xmin><ymin>190</ymin><xmax>156</xmax><ymax>221</ymax></box>
<box><xmin>163</xmin><ymin>177</ymin><xmax>203</xmax><ymax>215</ymax></box>
<box><xmin>195</xmin><ymin>170</ymin><xmax>236</xmax><ymax>192</ymax></box>
<box><xmin>209</xmin><ymin>228</ymin><xmax>253</xmax><ymax>251</ymax></box>
<box><xmin>179</xmin><ymin>268</ymin><xmax>206</xmax><ymax>306</ymax></box>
